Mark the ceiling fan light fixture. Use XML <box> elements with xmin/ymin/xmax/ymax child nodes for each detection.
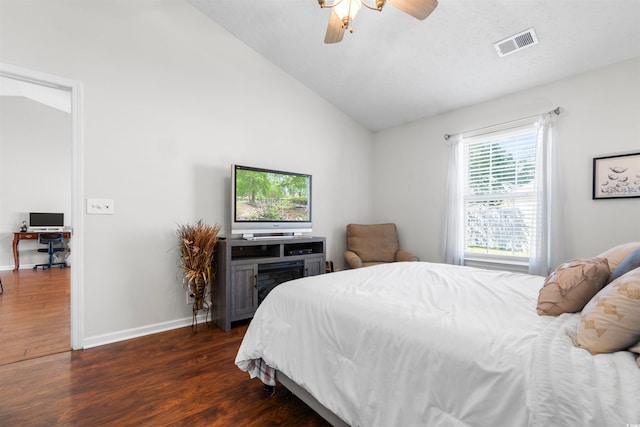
<box><xmin>321</xmin><ymin>0</ymin><xmax>437</xmax><ymax>43</ymax></box>
<box><xmin>335</xmin><ymin>0</ymin><xmax>361</xmax><ymax>19</ymax></box>
<box><xmin>334</xmin><ymin>0</ymin><xmax>361</xmax><ymax>31</ymax></box>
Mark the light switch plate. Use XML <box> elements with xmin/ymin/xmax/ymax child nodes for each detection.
<box><xmin>87</xmin><ymin>198</ymin><xmax>114</xmax><ymax>214</ymax></box>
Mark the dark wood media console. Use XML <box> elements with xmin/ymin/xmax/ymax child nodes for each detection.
<box><xmin>211</xmin><ymin>236</ymin><xmax>326</xmax><ymax>332</ymax></box>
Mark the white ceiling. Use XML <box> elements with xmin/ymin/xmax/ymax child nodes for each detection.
<box><xmin>188</xmin><ymin>0</ymin><xmax>640</xmax><ymax>132</ymax></box>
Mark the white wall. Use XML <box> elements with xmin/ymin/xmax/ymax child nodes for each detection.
<box><xmin>0</xmin><ymin>96</ymin><xmax>72</xmax><ymax>266</ymax></box>
<box><xmin>0</xmin><ymin>0</ymin><xmax>374</xmax><ymax>344</ymax></box>
<box><xmin>373</xmin><ymin>57</ymin><xmax>640</xmax><ymax>264</ymax></box>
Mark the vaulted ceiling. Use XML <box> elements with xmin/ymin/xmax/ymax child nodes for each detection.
<box><xmin>188</xmin><ymin>0</ymin><xmax>640</xmax><ymax>131</ymax></box>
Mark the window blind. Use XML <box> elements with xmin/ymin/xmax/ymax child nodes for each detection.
<box><xmin>462</xmin><ymin>124</ymin><xmax>538</xmax><ymax>259</ymax></box>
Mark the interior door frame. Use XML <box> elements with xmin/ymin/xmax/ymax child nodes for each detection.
<box><xmin>1</xmin><ymin>62</ymin><xmax>84</xmax><ymax>350</ymax></box>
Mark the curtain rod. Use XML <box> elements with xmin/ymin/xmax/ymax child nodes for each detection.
<box><xmin>443</xmin><ymin>107</ymin><xmax>561</xmax><ymax>141</ymax></box>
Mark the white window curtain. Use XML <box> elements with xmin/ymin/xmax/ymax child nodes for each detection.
<box><xmin>528</xmin><ymin>113</ymin><xmax>564</xmax><ymax>275</ymax></box>
<box><xmin>443</xmin><ymin>111</ymin><xmax>563</xmax><ymax>275</ymax></box>
<box><xmin>443</xmin><ymin>134</ymin><xmax>464</xmax><ymax>265</ymax></box>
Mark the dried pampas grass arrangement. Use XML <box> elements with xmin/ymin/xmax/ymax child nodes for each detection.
<box><xmin>177</xmin><ymin>220</ymin><xmax>221</xmax><ymax>330</ymax></box>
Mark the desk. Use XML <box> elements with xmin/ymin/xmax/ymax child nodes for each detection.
<box><xmin>13</xmin><ymin>231</ymin><xmax>71</xmax><ymax>270</ymax></box>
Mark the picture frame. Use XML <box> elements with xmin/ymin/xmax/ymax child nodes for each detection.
<box><xmin>592</xmin><ymin>152</ymin><xmax>640</xmax><ymax>199</ymax></box>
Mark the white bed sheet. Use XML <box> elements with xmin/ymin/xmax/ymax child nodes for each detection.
<box><xmin>235</xmin><ymin>262</ymin><xmax>640</xmax><ymax>426</ymax></box>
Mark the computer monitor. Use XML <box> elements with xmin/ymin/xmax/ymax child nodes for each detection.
<box><xmin>29</xmin><ymin>212</ymin><xmax>64</xmax><ymax>231</ymax></box>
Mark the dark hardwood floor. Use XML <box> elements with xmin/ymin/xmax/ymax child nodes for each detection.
<box><xmin>0</xmin><ymin>269</ymin><xmax>330</xmax><ymax>426</ymax></box>
<box><xmin>0</xmin><ymin>267</ymin><xmax>70</xmax><ymax>366</ymax></box>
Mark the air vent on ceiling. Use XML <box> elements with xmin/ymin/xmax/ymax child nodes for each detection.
<box><xmin>494</xmin><ymin>28</ymin><xmax>538</xmax><ymax>57</ymax></box>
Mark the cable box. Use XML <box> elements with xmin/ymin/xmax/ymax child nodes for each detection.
<box><xmin>288</xmin><ymin>249</ymin><xmax>313</xmax><ymax>255</ymax></box>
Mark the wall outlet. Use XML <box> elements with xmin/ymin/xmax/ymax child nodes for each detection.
<box><xmin>186</xmin><ymin>291</ymin><xmax>194</xmax><ymax>305</ymax></box>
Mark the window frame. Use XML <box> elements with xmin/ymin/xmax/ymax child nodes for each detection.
<box><xmin>460</xmin><ymin>123</ymin><xmax>539</xmax><ymax>267</ymax></box>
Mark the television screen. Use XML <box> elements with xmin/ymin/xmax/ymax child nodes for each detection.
<box><xmin>231</xmin><ymin>165</ymin><xmax>312</xmax><ymax>237</ymax></box>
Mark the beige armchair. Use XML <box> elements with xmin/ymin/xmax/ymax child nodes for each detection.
<box><xmin>344</xmin><ymin>223</ymin><xmax>419</xmax><ymax>269</ymax></box>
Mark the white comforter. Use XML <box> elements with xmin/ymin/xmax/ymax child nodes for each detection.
<box><xmin>235</xmin><ymin>262</ymin><xmax>640</xmax><ymax>427</ymax></box>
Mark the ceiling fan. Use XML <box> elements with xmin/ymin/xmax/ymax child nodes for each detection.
<box><xmin>318</xmin><ymin>0</ymin><xmax>438</xmax><ymax>44</ymax></box>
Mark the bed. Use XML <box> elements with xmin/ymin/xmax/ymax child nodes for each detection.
<box><xmin>235</xmin><ymin>261</ymin><xmax>640</xmax><ymax>426</ymax></box>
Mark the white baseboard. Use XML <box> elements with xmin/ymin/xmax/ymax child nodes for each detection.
<box><xmin>0</xmin><ymin>264</ymin><xmax>51</xmax><ymax>271</ymax></box>
<box><xmin>0</xmin><ymin>264</ymin><xmax>28</xmax><ymax>271</ymax></box>
<box><xmin>0</xmin><ymin>267</ymin><xmax>215</xmax><ymax>350</ymax></box>
<box><xmin>82</xmin><ymin>312</ymin><xmax>210</xmax><ymax>349</ymax></box>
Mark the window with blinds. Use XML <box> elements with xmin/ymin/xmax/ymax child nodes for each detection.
<box><xmin>462</xmin><ymin>125</ymin><xmax>538</xmax><ymax>262</ymax></box>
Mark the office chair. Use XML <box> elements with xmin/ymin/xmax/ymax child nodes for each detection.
<box><xmin>33</xmin><ymin>233</ymin><xmax>67</xmax><ymax>270</ymax></box>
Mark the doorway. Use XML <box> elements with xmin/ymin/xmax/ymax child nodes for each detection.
<box><xmin>0</xmin><ymin>63</ymin><xmax>84</xmax><ymax>356</ymax></box>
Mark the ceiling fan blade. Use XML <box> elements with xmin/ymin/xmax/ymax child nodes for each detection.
<box><xmin>324</xmin><ymin>11</ymin><xmax>345</xmax><ymax>44</ymax></box>
<box><xmin>388</xmin><ymin>0</ymin><xmax>437</xmax><ymax>20</ymax></box>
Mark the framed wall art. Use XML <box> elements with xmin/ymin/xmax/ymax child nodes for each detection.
<box><xmin>592</xmin><ymin>152</ymin><xmax>640</xmax><ymax>199</ymax></box>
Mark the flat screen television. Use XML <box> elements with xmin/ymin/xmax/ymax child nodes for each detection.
<box><xmin>231</xmin><ymin>164</ymin><xmax>312</xmax><ymax>239</ymax></box>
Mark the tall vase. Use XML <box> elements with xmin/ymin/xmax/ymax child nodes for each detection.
<box><xmin>190</xmin><ymin>275</ymin><xmax>208</xmax><ymax>332</ymax></box>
